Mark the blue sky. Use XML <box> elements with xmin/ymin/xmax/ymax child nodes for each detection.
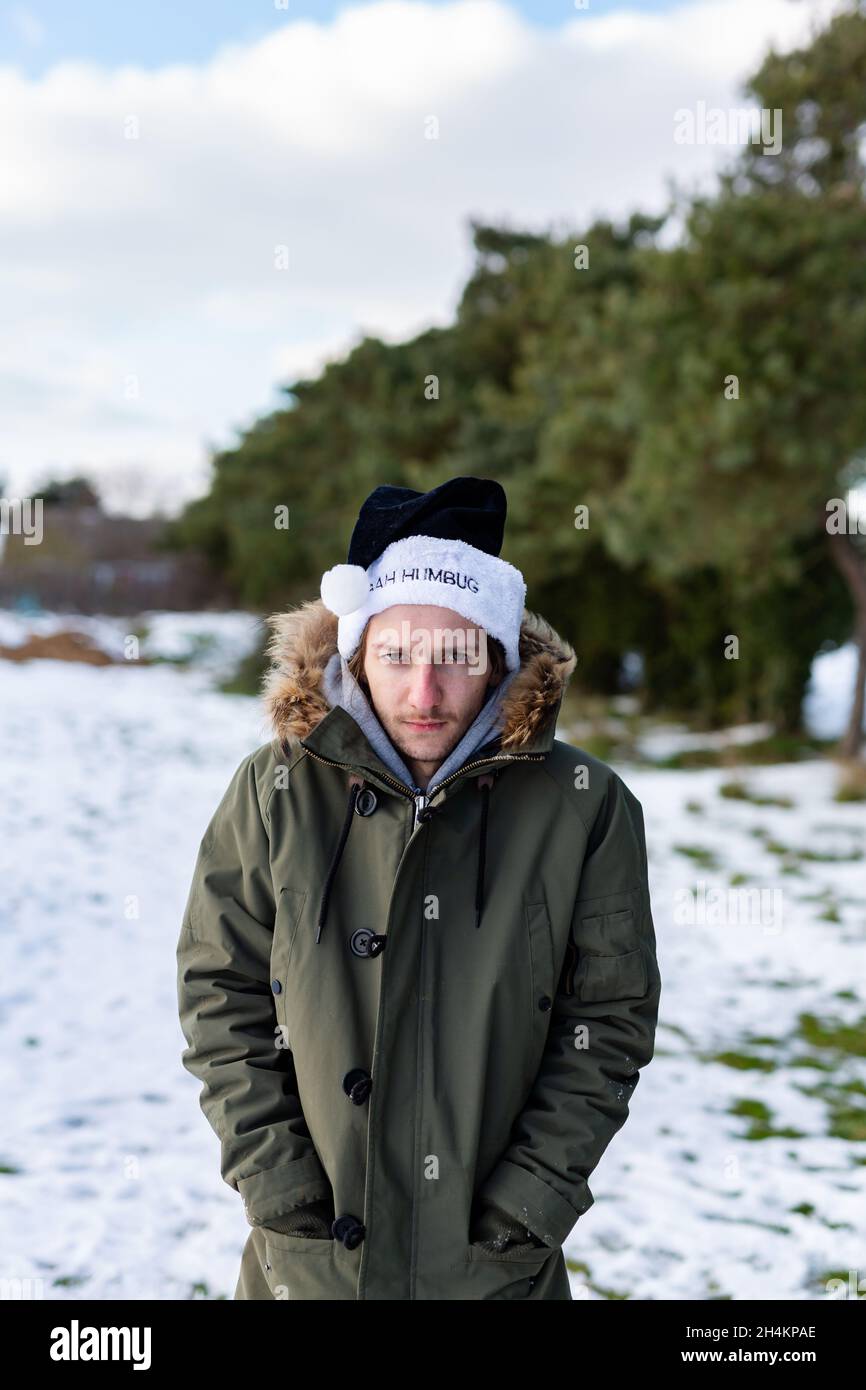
<box><xmin>2</xmin><ymin>0</ymin><xmax>678</xmax><ymax>74</ymax></box>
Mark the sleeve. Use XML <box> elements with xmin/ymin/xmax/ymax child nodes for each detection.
<box><xmin>175</xmin><ymin>753</ymin><xmax>332</xmax><ymax>1227</ymax></box>
<box><xmin>476</xmin><ymin>769</ymin><xmax>662</xmax><ymax>1248</ymax></box>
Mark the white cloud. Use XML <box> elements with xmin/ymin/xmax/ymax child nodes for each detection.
<box><xmin>0</xmin><ymin>0</ymin><xmax>847</xmax><ymax>510</ymax></box>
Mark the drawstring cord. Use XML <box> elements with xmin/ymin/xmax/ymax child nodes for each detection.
<box><xmin>315</xmin><ymin>770</ymin><xmax>497</xmax><ymax>943</ymax></box>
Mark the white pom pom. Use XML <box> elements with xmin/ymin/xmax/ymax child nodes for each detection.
<box><xmin>320</xmin><ymin>563</ymin><xmax>369</xmax><ymax>616</ymax></box>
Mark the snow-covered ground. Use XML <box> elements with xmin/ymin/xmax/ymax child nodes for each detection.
<box><xmin>0</xmin><ymin>612</ymin><xmax>863</xmax><ymax>1301</ymax></box>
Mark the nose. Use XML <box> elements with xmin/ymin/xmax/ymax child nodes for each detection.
<box><xmin>407</xmin><ymin>660</ymin><xmax>442</xmax><ymax>713</ymax></box>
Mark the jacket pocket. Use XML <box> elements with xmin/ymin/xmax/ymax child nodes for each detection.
<box><xmin>261</xmin><ymin>1228</ymin><xmax>336</xmax><ymax>1301</ymax></box>
<box><xmin>461</xmin><ymin>1240</ymin><xmax>553</xmax><ymax>1300</ymax></box>
<box><xmin>524</xmin><ymin>900</ymin><xmax>556</xmax><ymax>1020</ymax></box>
<box><xmin>466</xmin><ymin>1240</ymin><xmax>552</xmax><ymax>1263</ymax></box>
<box><xmin>571</xmin><ymin>903</ymin><xmax>648</xmax><ymax>1003</ymax></box>
<box><xmin>263</xmin><ymin>1228</ymin><xmax>334</xmax><ymax>1253</ymax></box>
<box><xmin>270</xmin><ymin>887</ymin><xmax>308</xmax><ymax>1050</ymax></box>
<box><xmin>573</xmin><ymin>944</ymin><xmax>647</xmax><ymax>1002</ymax></box>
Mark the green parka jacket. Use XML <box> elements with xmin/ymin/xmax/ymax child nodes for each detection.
<box><xmin>176</xmin><ymin>599</ymin><xmax>662</xmax><ymax>1300</ymax></box>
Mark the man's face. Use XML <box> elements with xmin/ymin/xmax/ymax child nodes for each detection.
<box><xmin>361</xmin><ymin>604</ymin><xmax>500</xmax><ymax>789</ymax></box>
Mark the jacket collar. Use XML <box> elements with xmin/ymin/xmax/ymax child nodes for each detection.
<box><xmin>262</xmin><ymin>596</ymin><xmax>576</xmax><ymax>797</ymax></box>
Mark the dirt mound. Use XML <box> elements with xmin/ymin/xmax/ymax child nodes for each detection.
<box><xmin>0</xmin><ymin>631</ymin><xmax>137</xmax><ymax>666</ymax></box>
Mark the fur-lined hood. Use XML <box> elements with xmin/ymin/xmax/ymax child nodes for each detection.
<box><xmin>263</xmin><ymin>596</ymin><xmax>577</xmax><ymax>752</ymax></box>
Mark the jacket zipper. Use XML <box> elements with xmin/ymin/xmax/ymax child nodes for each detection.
<box><xmin>300</xmin><ymin>744</ymin><xmax>546</xmax><ymax>824</ymax></box>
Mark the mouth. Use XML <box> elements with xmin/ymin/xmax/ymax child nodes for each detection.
<box><xmin>403</xmin><ymin>720</ymin><xmax>446</xmax><ymax>732</ymax></box>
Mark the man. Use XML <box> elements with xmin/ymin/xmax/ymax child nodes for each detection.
<box><xmin>176</xmin><ymin>475</ymin><xmax>662</xmax><ymax>1301</ymax></box>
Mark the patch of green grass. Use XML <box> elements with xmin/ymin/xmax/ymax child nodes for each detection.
<box><xmin>827</xmin><ymin>1106</ymin><xmax>866</xmax><ymax>1141</ymax></box>
<box><xmin>189</xmin><ymin>1281</ymin><xmax>228</xmax><ymax>1299</ymax></box>
<box><xmin>797</xmin><ymin>1012</ymin><xmax>866</xmax><ymax>1058</ymax></box>
<box><xmin>730</xmin><ymin>1098</ymin><xmax>771</xmax><ymax>1121</ymax></box>
<box><xmin>711</xmin><ymin>1051</ymin><xmax>776</xmax><ymax>1073</ymax></box>
<box><xmin>770</xmin><ymin>835</ymin><xmax>864</xmax><ymax>864</ymax></box>
<box><xmin>673</xmin><ymin>843</ymin><xmax>720</xmax><ymax>868</ymax></box>
<box><xmin>835</xmin><ymin>785</ymin><xmax>866</xmax><ymax>802</ymax></box>
<box><xmin>788</xmin><ymin>1054</ymin><xmax>836</xmax><ymax>1071</ymax></box>
<box><xmin>722</xmin><ymin>778</ymin><xmax>756</xmax><ymax>800</ymax></box>
<box><xmin>53</xmin><ymin>1274</ymin><xmax>89</xmax><ymax>1288</ymax></box>
<box><xmin>727</xmin><ymin>1098</ymin><xmax>806</xmax><ymax>1140</ymax></box>
<box><xmin>792</xmin><ymin>1077</ymin><xmax>866</xmax><ymax>1140</ymax></box>
<box><xmin>751</xmin><ymin>830</ymin><xmax>859</xmax><ymax>873</ymax></box>
<box><xmin>799</xmin><ymin>888</ymin><xmax>846</xmax><ymax>921</ymax></box>
<box><xmin>719</xmin><ymin>780</ymin><xmax>794</xmax><ymax>807</ymax></box>
<box><xmin>650</xmin><ymin>748</ymin><xmax>729</xmax><ymax>769</ymax></box>
<box><xmin>684</xmin><ymin>800</ymin><xmax>704</xmax><ymax>815</ymax></box>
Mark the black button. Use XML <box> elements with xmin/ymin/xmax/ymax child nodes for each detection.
<box><xmin>332</xmin><ymin>1214</ymin><xmax>366</xmax><ymax>1249</ymax></box>
<box><xmin>538</xmin><ymin>995</ymin><xmax>552</xmax><ymax>1011</ymax></box>
<box><xmin>350</xmin><ymin>928</ymin><xmax>388</xmax><ymax>958</ymax></box>
<box><xmin>355</xmin><ymin>789</ymin><xmax>378</xmax><ymax>816</ymax></box>
<box><xmin>342</xmin><ymin>1068</ymin><xmax>372</xmax><ymax>1104</ymax></box>
<box><xmin>271</xmin><ymin>979</ymin><xmax>282</xmax><ymax>995</ymax></box>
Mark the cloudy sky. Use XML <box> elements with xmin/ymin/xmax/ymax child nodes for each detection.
<box><xmin>0</xmin><ymin>0</ymin><xmax>844</xmax><ymax>513</ymax></box>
